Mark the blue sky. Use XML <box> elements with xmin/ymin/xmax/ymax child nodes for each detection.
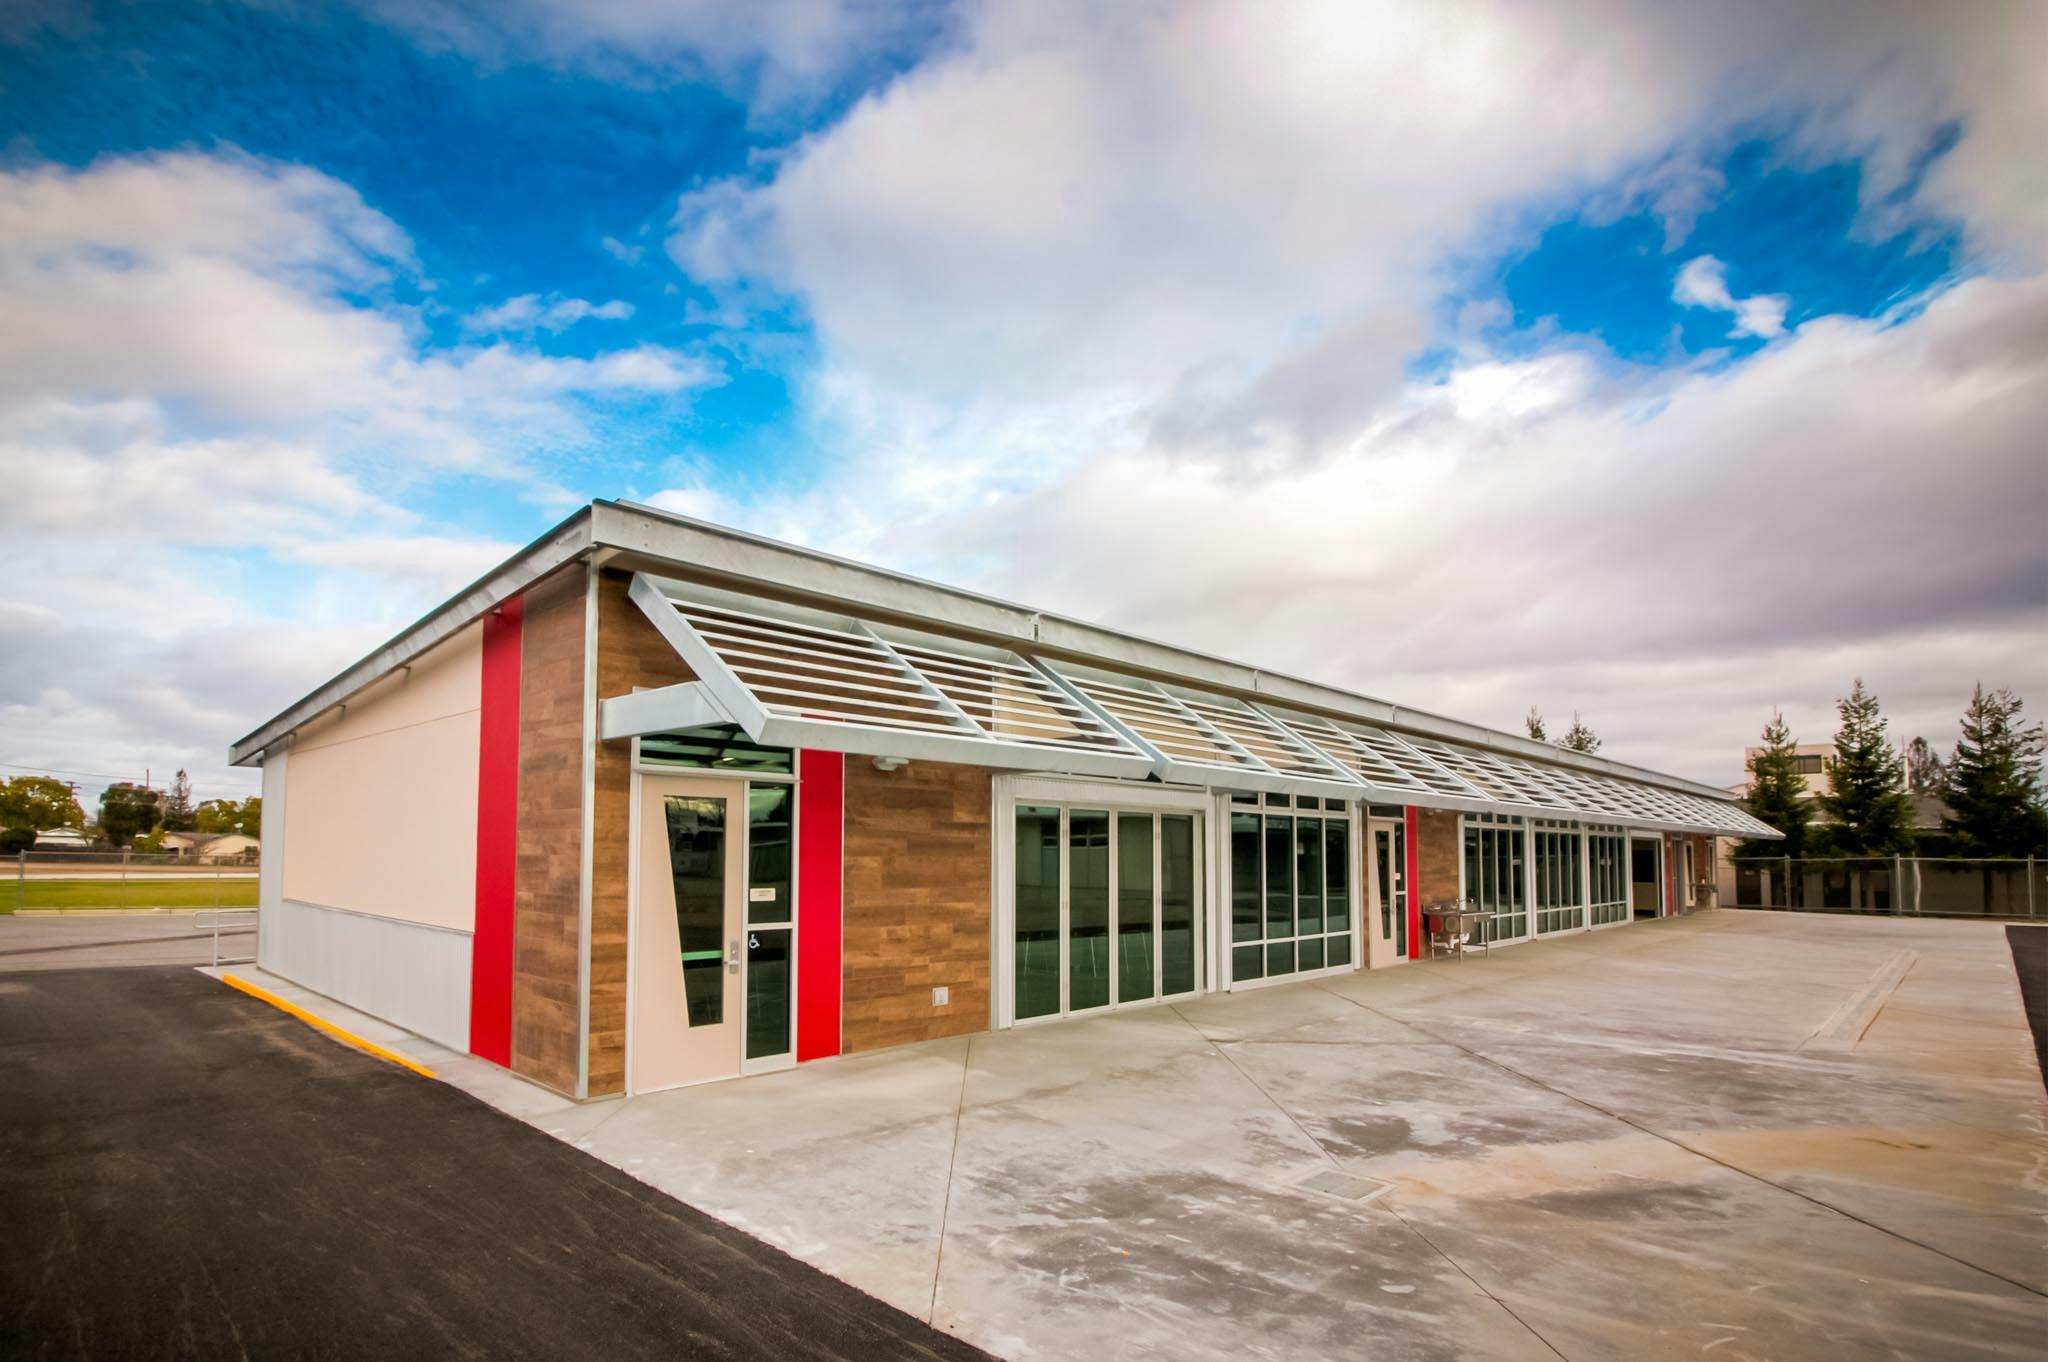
<box><xmin>0</xmin><ymin>0</ymin><xmax>2041</xmax><ymax>805</ymax></box>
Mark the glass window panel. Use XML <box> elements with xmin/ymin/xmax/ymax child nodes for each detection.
<box><xmin>1069</xmin><ymin>810</ymin><xmax>1111</xmax><ymax>1011</ymax></box>
<box><xmin>744</xmin><ymin>927</ymin><xmax>791</xmax><ymax>1059</ymax></box>
<box><xmin>746</xmin><ymin>785</ymin><xmax>793</xmax><ymax>923</ymax></box>
<box><xmin>1264</xmin><ymin>816</ymin><xmax>1292</xmax><ymax>939</ymax></box>
<box><xmin>1264</xmin><ymin>792</ymin><xmax>1290</xmax><ymax>807</ymax></box>
<box><xmin>1393</xmin><ymin>825</ymin><xmax>1407</xmax><ymax>955</ymax></box>
<box><xmin>1232</xmin><ymin>943</ymin><xmax>1264</xmax><ymax>982</ymax></box>
<box><xmin>643</xmin><ymin>725</ymin><xmax>794</xmax><ymax>774</ymax></box>
<box><xmin>1328</xmin><ymin>934</ymin><xmax>1352</xmax><ymax>968</ymax></box>
<box><xmin>1014</xmin><ymin>806</ymin><xmax>1062</xmax><ymax>1020</ymax></box>
<box><xmin>1463</xmin><ymin>828</ymin><xmax>1480</xmax><ymax>913</ymax></box>
<box><xmin>1160</xmin><ymin>815</ymin><xmax>1197</xmax><ymax>997</ymax></box>
<box><xmin>1266</xmin><ymin>940</ymin><xmax>1295</xmax><ymax>977</ymax></box>
<box><xmin>1298</xmin><ymin>936</ymin><xmax>1325</xmax><ymax>971</ymax></box>
<box><xmin>1481</xmin><ymin>828</ymin><xmax>1496</xmax><ymax>905</ymax></box>
<box><xmin>1375</xmin><ymin>829</ymin><xmax>1394</xmax><ymax>937</ymax></box>
<box><xmin>1117</xmin><ymin>813</ymin><xmax>1156</xmax><ymax>1003</ymax></box>
<box><xmin>1231</xmin><ymin>812</ymin><xmax>1262</xmax><ymax>943</ymax></box>
<box><xmin>1325</xmin><ymin>822</ymin><xmax>1349</xmax><ymax>932</ymax></box>
<box><xmin>1296</xmin><ymin>817</ymin><xmax>1323</xmax><ymax>936</ymax></box>
<box><xmin>664</xmin><ymin>796</ymin><xmax>726</xmax><ymax>1028</ymax></box>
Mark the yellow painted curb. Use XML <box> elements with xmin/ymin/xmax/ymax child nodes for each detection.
<box><xmin>221</xmin><ymin>974</ymin><xmax>437</xmax><ymax>1079</ymax></box>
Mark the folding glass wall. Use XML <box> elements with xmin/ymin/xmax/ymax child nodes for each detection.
<box><xmin>1532</xmin><ymin>819</ymin><xmax>1585</xmax><ymax>935</ymax></box>
<box><xmin>1588</xmin><ymin>828</ymin><xmax>1628</xmax><ymax>925</ymax></box>
<box><xmin>1013</xmin><ymin>802</ymin><xmax>1200</xmax><ymax>1022</ymax></box>
<box><xmin>1462</xmin><ymin>813</ymin><xmax>1528</xmax><ymax>943</ymax></box>
<box><xmin>1229</xmin><ymin>793</ymin><xmax>1353</xmax><ymax>984</ymax></box>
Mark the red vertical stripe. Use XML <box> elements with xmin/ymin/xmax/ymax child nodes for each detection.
<box><xmin>1404</xmin><ymin>805</ymin><xmax>1421</xmax><ymax>960</ymax></box>
<box><xmin>1666</xmin><ymin>832</ymin><xmax>1678</xmax><ymax>917</ymax></box>
<box><xmin>795</xmin><ymin>748</ymin><xmax>844</xmax><ymax>1062</ymax></box>
<box><xmin>469</xmin><ymin>598</ymin><xmax>522</xmax><ymax>1064</ymax></box>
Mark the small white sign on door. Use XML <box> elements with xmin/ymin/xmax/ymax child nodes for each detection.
<box><xmin>747</xmin><ymin>886</ymin><xmax>777</xmax><ymax>902</ymax></box>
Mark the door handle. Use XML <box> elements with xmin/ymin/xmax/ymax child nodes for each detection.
<box><xmin>728</xmin><ymin>938</ymin><xmax>740</xmax><ymax>974</ymax></box>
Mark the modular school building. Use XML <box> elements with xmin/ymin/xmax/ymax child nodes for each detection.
<box><xmin>231</xmin><ymin>500</ymin><xmax>1778</xmax><ymax>1100</ymax></box>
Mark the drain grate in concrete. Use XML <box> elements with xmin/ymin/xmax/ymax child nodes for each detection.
<box><xmin>1296</xmin><ymin>1168</ymin><xmax>1394</xmax><ymax>1204</ymax></box>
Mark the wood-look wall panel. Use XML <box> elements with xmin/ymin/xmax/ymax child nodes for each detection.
<box><xmin>1413</xmin><ymin>808</ymin><xmax>1463</xmax><ymax>911</ymax></box>
<box><xmin>510</xmin><ymin>566</ymin><xmax>587</xmax><ymax>1094</ymax></box>
<box><xmin>841</xmin><ymin>760</ymin><xmax>992</xmax><ymax>1053</ymax></box>
<box><xmin>589</xmin><ymin>567</ymin><xmax>696</xmax><ymax>1096</ymax></box>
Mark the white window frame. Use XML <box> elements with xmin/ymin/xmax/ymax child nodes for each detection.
<box><xmin>1216</xmin><ymin>792</ymin><xmax>1363</xmax><ymax>991</ymax></box>
<box><xmin>991</xmin><ymin>774</ymin><xmax>1214</xmax><ymax>1030</ymax></box>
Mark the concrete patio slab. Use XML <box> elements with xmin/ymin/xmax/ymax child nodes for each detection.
<box><xmin>226</xmin><ymin>912</ymin><xmax>2048</xmax><ymax>1361</ymax></box>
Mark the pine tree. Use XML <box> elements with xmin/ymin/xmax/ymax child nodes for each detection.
<box><xmin>1943</xmin><ymin>684</ymin><xmax>2048</xmax><ymax>855</ymax></box>
<box><xmin>1741</xmin><ymin>710</ymin><xmax>1810</xmax><ymax>858</ymax></box>
<box><xmin>1817</xmin><ymin>679</ymin><xmax>1915</xmax><ymax>855</ymax></box>
<box><xmin>1555</xmin><ymin>713</ymin><xmax>1600</xmax><ymax>754</ymax></box>
<box><xmin>162</xmin><ymin>769</ymin><xmax>197</xmax><ymax>832</ymax></box>
<box><xmin>1524</xmin><ymin>707</ymin><xmax>1547</xmax><ymax>742</ymax></box>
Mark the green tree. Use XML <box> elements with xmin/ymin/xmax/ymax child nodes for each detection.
<box><xmin>162</xmin><ymin>769</ymin><xmax>197</xmax><ymax>832</ymax></box>
<box><xmin>1942</xmin><ymin>684</ymin><xmax>2048</xmax><ymax>856</ymax></box>
<box><xmin>1816</xmin><ymin>679</ymin><xmax>1915</xmax><ymax>855</ymax></box>
<box><xmin>0</xmin><ymin>826</ymin><xmax>34</xmax><ymax>855</ymax></box>
<box><xmin>1524</xmin><ymin>707</ymin><xmax>1547</xmax><ymax>741</ymax></box>
<box><xmin>195</xmin><ymin>796</ymin><xmax>262</xmax><ymax>837</ymax></box>
<box><xmin>97</xmin><ymin>782</ymin><xmax>161</xmax><ymax>849</ymax></box>
<box><xmin>0</xmin><ymin>776</ymin><xmax>86</xmax><ymax>833</ymax></box>
<box><xmin>1741</xmin><ymin>710</ymin><xmax>1810</xmax><ymax>858</ymax></box>
<box><xmin>1555</xmin><ymin>713</ymin><xmax>1600</xmax><ymax>754</ymax></box>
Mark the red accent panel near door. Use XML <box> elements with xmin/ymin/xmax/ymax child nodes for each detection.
<box><xmin>469</xmin><ymin>598</ymin><xmax>522</xmax><ymax>1065</ymax></box>
<box><xmin>1666</xmin><ymin>833</ymin><xmax>1678</xmax><ymax>916</ymax></box>
<box><xmin>1405</xmin><ymin>805</ymin><xmax>1421</xmax><ymax>959</ymax></box>
<box><xmin>796</xmin><ymin>749</ymin><xmax>845</xmax><ymax>1062</ymax></box>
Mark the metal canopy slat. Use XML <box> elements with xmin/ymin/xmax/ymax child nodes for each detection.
<box><xmin>630</xmin><ymin>574</ymin><xmax>1155</xmax><ymax>780</ymax></box>
<box><xmin>632</xmin><ymin>571</ymin><xmax>1776</xmax><ymax>834</ymax></box>
<box><xmin>1035</xmin><ymin>659</ymin><xmax>1371</xmax><ymax>800</ymax></box>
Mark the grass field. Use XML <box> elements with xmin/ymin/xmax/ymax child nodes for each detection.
<box><xmin>3</xmin><ymin>880</ymin><xmax>260</xmax><ymax>911</ymax></box>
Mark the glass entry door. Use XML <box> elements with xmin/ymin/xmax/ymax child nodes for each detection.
<box><xmin>631</xmin><ymin>774</ymin><xmax>794</xmax><ymax>1090</ymax></box>
<box><xmin>1369</xmin><ymin>818</ymin><xmax>1407</xmax><ymax>965</ymax></box>
<box><xmin>1013</xmin><ymin>804</ymin><xmax>1201</xmax><ymax>1023</ymax></box>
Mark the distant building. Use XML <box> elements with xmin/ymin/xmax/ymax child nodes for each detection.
<box><xmin>32</xmin><ymin>827</ymin><xmax>90</xmax><ymax>850</ymax></box>
<box><xmin>1724</xmin><ymin>743</ymin><xmax>1831</xmax><ymax>799</ymax></box>
<box><xmin>159</xmin><ymin>830</ymin><xmax>260</xmax><ymax>862</ymax></box>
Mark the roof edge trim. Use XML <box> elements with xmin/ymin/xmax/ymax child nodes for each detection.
<box><xmin>226</xmin><ymin>506</ymin><xmax>596</xmax><ymax>765</ymax></box>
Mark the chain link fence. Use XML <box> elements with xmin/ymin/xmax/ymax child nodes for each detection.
<box><xmin>9</xmin><ymin>850</ymin><xmax>260</xmax><ymax>912</ymax></box>
<box><xmin>1726</xmin><ymin>855</ymin><xmax>2042</xmax><ymax>920</ymax></box>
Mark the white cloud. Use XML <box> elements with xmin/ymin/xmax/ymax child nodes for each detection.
<box><xmin>600</xmin><ymin>234</ymin><xmax>646</xmax><ymax>264</ymax></box>
<box><xmin>670</xmin><ymin>1</ymin><xmax>2038</xmax><ymax>444</ymax></box>
<box><xmin>357</xmin><ymin>0</ymin><xmax>948</xmax><ymax>110</ymax></box>
<box><xmin>0</xmin><ymin>153</ymin><xmax>717</xmax><ymax>451</ymax></box>
<box><xmin>466</xmin><ymin>293</ymin><xmax>635</xmax><ymax>334</ymax></box>
<box><xmin>1673</xmin><ymin>255</ymin><xmax>1789</xmax><ymax>339</ymax></box>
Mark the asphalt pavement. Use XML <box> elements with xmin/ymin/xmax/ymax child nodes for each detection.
<box><xmin>0</xmin><ymin>966</ymin><xmax>994</xmax><ymax>1362</ymax></box>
